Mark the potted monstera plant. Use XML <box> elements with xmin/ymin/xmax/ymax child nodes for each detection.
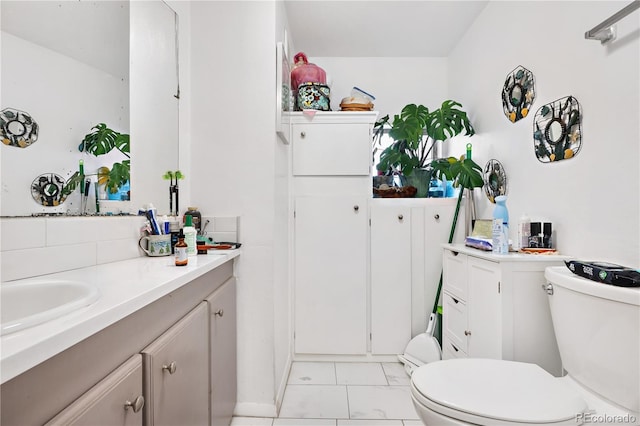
<box><xmin>78</xmin><ymin>123</ymin><xmax>130</xmax><ymax>196</ymax></box>
<box><xmin>375</xmin><ymin>100</ymin><xmax>475</xmax><ymax>197</ymax></box>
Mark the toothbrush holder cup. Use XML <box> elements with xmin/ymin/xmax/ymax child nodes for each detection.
<box><xmin>139</xmin><ymin>234</ymin><xmax>172</xmax><ymax>257</ymax></box>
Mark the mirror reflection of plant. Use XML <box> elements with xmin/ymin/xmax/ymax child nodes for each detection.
<box><xmin>78</xmin><ymin>123</ymin><xmax>130</xmax><ymax>194</ymax></box>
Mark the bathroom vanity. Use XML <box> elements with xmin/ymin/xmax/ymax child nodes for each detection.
<box><xmin>441</xmin><ymin>244</ymin><xmax>565</xmax><ymax>376</ymax></box>
<box><xmin>0</xmin><ymin>253</ymin><xmax>239</xmax><ymax>426</ymax></box>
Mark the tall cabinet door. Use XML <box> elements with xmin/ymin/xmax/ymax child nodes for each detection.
<box><xmin>370</xmin><ymin>203</ymin><xmax>412</xmax><ymax>354</ymax></box>
<box><xmin>142</xmin><ymin>302</ymin><xmax>209</xmax><ymax>426</ymax></box>
<box><xmin>206</xmin><ymin>278</ymin><xmax>237</xmax><ymax>426</ymax></box>
<box><xmin>294</xmin><ymin>196</ymin><xmax>368</xmax><ymax>354</ymax></box>
<box><xmin>466</xmin><ymin>257</ymin><xmax>502</xmax><ymax>358</ymax></box>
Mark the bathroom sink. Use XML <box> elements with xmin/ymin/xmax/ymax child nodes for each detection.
<box><xmin>1</xmin><ymin>279</ymin><xmax>100</xmax><ymax>336</ymax></box>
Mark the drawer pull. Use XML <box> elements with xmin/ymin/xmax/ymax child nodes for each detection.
<box><xmin>300</xmin><ymin>131</ymin><xmax>306</xmax><ymax>138</ymax></box>
<box><xmin>464</xmin><ymin>330</ymin><xmax>472</xmax><ymax>336</ymax></box>
<box><xmin>162</xmin><ymin>361</ymin><xmax>177</xmax><ymax>374</ymax></box>
<box><xmin>452</xmin><ymin>297</ymin><xmax>459</xmax><ymax>304</ymax></box>
<box><xmin>451</xmin><ymin>251</ymin><xmax>459</xmax><ymax>256</ymax></box>
<box><xmin>124</xmin><ymin>395</ymin><xmax>145</xmax><ymax>413</ymax></box>
<box><xmin>215</xmin><ymin>309</ymin><xmax>224</xmax><ymax>317</ymax></box>
<box><xmin>398</xmin><ymin>214</ymin><xmax>404</xmax><ymax>221</ymax></box>
<box><xmin>451</xmin><ymin>343</ymin><xmax>459</xmax><ymax>352</ymax></box>
<box><xmin>353</xmin><ymin>205</ymin><xmax>359</xmax><ymax>212</ymax></box>
<box><xmin>434</xmin><ymin>214</ymin><xmax>440</xmax><ymax>220</ymax></box>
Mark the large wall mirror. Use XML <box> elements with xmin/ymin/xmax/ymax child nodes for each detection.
<box><xmin>1</xmin><ymin>0</ymin><xmax>179</xmax><ymax>217</ymax></box>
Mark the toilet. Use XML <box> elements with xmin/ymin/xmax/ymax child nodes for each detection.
<box><xmin>410</xmin><ymin>265</ymin><xmax>640</xmax><ymax>425</ymax></box>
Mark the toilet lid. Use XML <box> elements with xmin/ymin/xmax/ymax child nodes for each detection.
<box><xmin>412</xmin><ymin>359</ymin><xmax>587</xmax><ymax>424</ymax></box>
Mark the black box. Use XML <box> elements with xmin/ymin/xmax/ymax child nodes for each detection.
<box><xmin>565</xmin><ymin>260</ymin><xmax>640</xmax><ymax>287</ymax></box>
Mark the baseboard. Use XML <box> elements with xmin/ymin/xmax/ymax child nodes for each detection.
<box><xmin>233</xmin><ymin>402</ymin><xmax>278</xmax><ymax>418</ymax></box>
<box><xmin>275</xmin><ymin>354</ymin><xmax>293</xmax><ymax>414</ymax></box>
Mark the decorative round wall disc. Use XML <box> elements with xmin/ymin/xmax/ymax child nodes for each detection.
<box><xmin>31</xmin><ymin>173</ymin><xmax>68</xmax><ymax>206</ymax></box>
<box><xmin>533</xmin><ymin>95</ymin><xmax>582</xmax><ymax>163</ymax></box>
<box><xmin>483</xmin><ymin>159</ymin><xmax>507</xmax><ymax>203</ymax></box>
<box><xmin>501</xmin><ymin>65</ymin><xmax>535</xmax><ymax>123</ymax></box>
<box><xmin>1</xmin><ymin>108</ymin><xmax>39</xmax><ymax>148</ymax></box>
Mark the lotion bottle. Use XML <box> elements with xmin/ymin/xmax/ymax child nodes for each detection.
<box><xmin>183</xmin><ymin>215</ymin><xmax>197</xmax><ymax>256</ymax></box>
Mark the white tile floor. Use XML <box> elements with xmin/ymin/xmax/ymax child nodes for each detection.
<box><xmin>231</xmin><ymin>362</ymin><xmax>422</xmax><ymax>426</ymax></box>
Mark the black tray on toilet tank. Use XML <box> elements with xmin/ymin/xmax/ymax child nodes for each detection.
<box><xmin>565</xmin><ymin>260</ymin><xmax>640</xmax><ymax>287</ymax></box>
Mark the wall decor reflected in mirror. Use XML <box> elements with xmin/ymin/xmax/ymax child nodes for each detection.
<box><xmin>502</xmin><ymin>65</ymin><xmax>535</xmax><ymax>123</ymax></box>
<box><xmin>0</xmin><ymin>0</ymin><xmax>178</xmax><ymax>217</ymax></box>
<box><xmin>483</xmin><ymin>159</ymin><xmax>507</xmax><ymax>203</ymax></box>
<box><xmin>276</xmin><ymin>41</ymin><xmax>291</xmax><ymax>144</ymax></box>
<box><xmin>1</xmin><ymin>108</ymin><xmax>39</xmax><ymax>148</ymax></box>
<box><xmin>533</xmin><ymin>95</ymin><xmax>582</xmax><ymax>163</ymax></box>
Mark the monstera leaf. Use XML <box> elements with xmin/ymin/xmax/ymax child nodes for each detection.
<box><xmin>79</xmin><ymin>123</ymin><xmax>129</xmax><ymax>157</ymax></box>
<box><xmin>425</xmin><ymin>100</ymin><xmax>475</xmax><ymax>142</ymax></box>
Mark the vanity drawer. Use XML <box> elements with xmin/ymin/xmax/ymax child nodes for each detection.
<box><xmin>442</xmin><ymin>291</ymin><xmax>468</xmax><ymax>353</ymax></box>
<box><xmin>443</xmin><ymin>250</ymin><xmax>467</xmax><ymax>300</ymax></box>
<box><xmin>292</xmin><ymin>123</ymin><xmax>371</xmax><ymax>176</ymax></box>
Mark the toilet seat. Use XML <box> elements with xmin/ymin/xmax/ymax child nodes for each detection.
<box><xmin>411</xmin><ymin>358</ymin><xmax>588</xmax><ymax>425</ymax></box>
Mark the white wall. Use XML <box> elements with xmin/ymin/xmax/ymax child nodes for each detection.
<box><xmin>190</xmin><ymin>1</ymin><xmax>285</xmax><ymax>417</ymax></box>
<box><xmin>447</xmin><ymin>1</ymin><xmax>639</xmax><ymax>266</ymax></box>
<box><xmin>1</xmin><ymin>32</ymin><xmax>128</xmax><ymax>216</ymax></box>
<box><xmin>309</xmin><ymin>57</ymin><xmax>449</xmax><ymax>118</ymax></box>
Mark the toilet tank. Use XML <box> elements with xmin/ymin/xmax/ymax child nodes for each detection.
<box><xmin>545</xmin><ymin>266</ymin><xmax>640</xmax><ymax>413</ymax></box>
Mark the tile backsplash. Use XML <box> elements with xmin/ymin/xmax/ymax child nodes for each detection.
<box><xmin>0</xmin><ymin>216</ymin><xmax>145</xmax><ymax>282</ymax></box>
<box><xmin>0</xmin><ymin>215</ymin><xmax>240</xmax><ymax>282</ymax></box>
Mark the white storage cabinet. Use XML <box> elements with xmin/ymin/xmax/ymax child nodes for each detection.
<box><xmin>441</xmin><ymin>244</ymin><xmax>565</xmax><ymax>376</ymax></box>
<box><xmin>292</xmin><ymin>112</ymin><xmax>376</xmax><ymax>355</ymax></box>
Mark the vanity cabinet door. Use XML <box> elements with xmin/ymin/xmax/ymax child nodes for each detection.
<box><xmin>294</xmin><ymin>195</ymin><xmax>368</xmax><ymax>354</ymax></box>
<box><xmin>142</xmin><ymin>302</ymin><xmax>209</xmax><ymax>426</ymax></box>
<box><xmin>370</xmin><ymin>203</ymin><xmax>412</xmax><ymax>354</ymax></box>
<box><xmin>206</xmin><ymin>278</ymin><xmax>237</xmax><ymax>426</ymax></box>
<box><xmin>45</xmin><ymin>355</ymin><xmax>144</xmax><ymax>426</ymax></box>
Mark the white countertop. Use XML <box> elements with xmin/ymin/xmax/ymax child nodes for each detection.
<box><xmin>443</xmin><ymin>243</ymin><xmax>571</xmax><ymax>262</ymax></box>
<box><xmin>0</xmin><ymin>251</ymin><xmax>240</xmax><ymax>384</ymax></box>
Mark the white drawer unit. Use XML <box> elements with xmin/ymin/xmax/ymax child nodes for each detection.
<box><xmin>441</xmin><ymin>244</ymin><xmax>566</xmax><ymax>376</ymax></box>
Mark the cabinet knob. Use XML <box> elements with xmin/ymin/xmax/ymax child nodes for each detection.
<box><xmin>450</xmin><ymin>343</ymin><xmax>459</xmax><ymax>352</ymax></box>
<box><xmin>300</xmin><ymin>131</ymin><xmax>306</xmax><ymax>138</ymax></box>
<box><xmin>464</xmin><ymin>330</ymin><xmax>472</xmax><ymax>336</ymax></box>
<box><xmin>162</xmin><ymin>361</ymin><xmax>177</xmax><ymax>374</ymax></box>
<box><xmin>398</xmin><ymin>214</ymin><xmax>404</xmax><ymax>221</ymax></box>
<box><xmin>353</xmin><ymin>205</ymin><xmax>359</xmax><ymax>212</ymax></box>
<box><xmin>434</xmin><ymin>214</ymin><xmax>440</xmax><ymax>221</ymax></box>
<box><xmin>215</xmin><ymin>309</ymin><xmax>224</xmax><ymax>317</ymax></box>
<box><xmin>452</xmin><ymin>297</ymin><xmax>459</xmax><ymax>304</ymax></box>
<box><xmin>124</xmin><ymin>395</ymin><xmax>145</xmax><ymax>413</ymax></box>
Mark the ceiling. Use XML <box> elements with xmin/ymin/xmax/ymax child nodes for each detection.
<box><xmin>284</xmin><ymin>0</ymin><xmax>489</xmax><ymax>57</ymax></box>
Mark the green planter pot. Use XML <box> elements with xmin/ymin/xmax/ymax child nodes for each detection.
<box><xmin>405</xmin><ymin>168</ymin><xmax>432</xmax><ymax>198</ymax></box>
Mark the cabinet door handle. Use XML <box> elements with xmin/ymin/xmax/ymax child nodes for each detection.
<box><xmin>124</xmin><ymin>395</ymin><xmax>145</xmax><ymax>413</ymax></box>
<box><xmin>300</xmin><ymin>131</ymin><xmax>306</xmax><ymax>138</ymax></box>
<box><xmin>464</xmin><ymin>330</ymin><xmax>472</xmax><ymax>336</ymax></box>
<box><xmin>398</xmin><ymin>214</ymin><xmax>404</xmax><ymax>221</ymax></box>
<box><xmin>353</xmin><ymin>205</ymin><xmax>359</xmax><ymax>212</ymax></box>
<box><xmin>215</xmin><ymin>309</ymin><xmax>224</xmax><ymax>317</ymax></box>
<box><xmin>162</xmin><ymin>361</ymin><xmax>177</xmax><ymax>374</ymax></box>
<box><xmin>434</xmin><ymin>214</ymin><xmax>440</xmax><ymax>221</ymax></box>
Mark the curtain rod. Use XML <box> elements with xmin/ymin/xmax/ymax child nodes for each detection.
<box><xmin>585</xmin><ymin>0</ymin><xmax>640</xmax><ymax>44</ymax></box>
